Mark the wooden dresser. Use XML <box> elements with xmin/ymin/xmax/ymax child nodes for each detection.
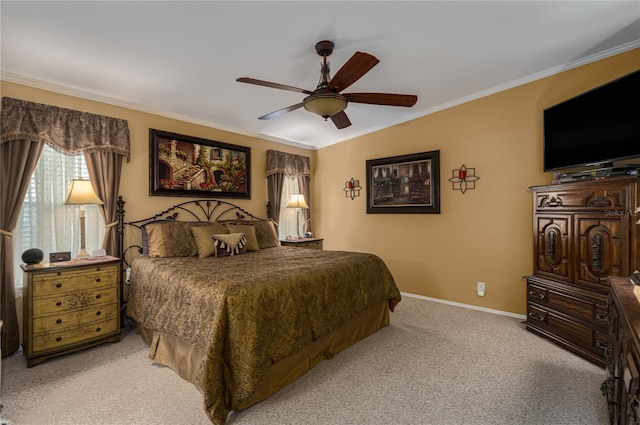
<box><xmin>605</xmin><ymin>276</ymin><xmax>640</xmax><ymax>425</ymax></box>
<box><xmin>525</xmin><ymin>177</ymin><xmax>640</xmax><ymax>367</ymax></box>
<box><xmin>22</xmin><ymin>256</ymin><xmax>121</xmax><ymax>367</ymax></box>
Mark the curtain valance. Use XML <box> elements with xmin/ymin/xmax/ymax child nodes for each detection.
<box><xmin>0</xmin><ymin>97</ymin><xmax>130</xmax><ymax>161</ymax></box>
<box><xmin>266</xmin><ymin>150</ymin><xmax>310</xmax><ymax>178</ymax></box>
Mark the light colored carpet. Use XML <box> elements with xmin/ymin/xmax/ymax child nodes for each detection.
<box><xmin>1</xmin><ymin>295</ymin><xmax>609</xmax><ymax>425</ymax></box>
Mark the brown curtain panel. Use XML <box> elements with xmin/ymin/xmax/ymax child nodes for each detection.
<box><xmin>0</xmin><ymin>97</ymin><xmax>130</xmax><ymax>357</ymax></box>
<box><xmin>85</xmin><ymin>151</ymin><xmax>123</xmax><ymax>256</ymax></box>
<box><xmin>0</xmin><ymin>139</ymin><xmax>44</xmax><ymax>357</ymax></box>
<box><xmin>266</xmin><ymin>150</ymin><xmax>311</xmax><ymax>230</ymax></box>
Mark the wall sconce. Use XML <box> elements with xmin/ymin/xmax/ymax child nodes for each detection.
<box><xmin>343</xmin><ymin>178</ymin><xmax>361</xmax><ymax>200</ymax></box>
<box><xmin>448</xmin><ymin>164</ymin><xmax>480</xmax><ymax>194</ymax></box>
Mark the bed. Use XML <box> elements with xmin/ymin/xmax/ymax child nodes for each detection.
<box><xmin>117</xmin><ymin>198</ymin><xmax>401</xmax><ymax>424</ymax></box>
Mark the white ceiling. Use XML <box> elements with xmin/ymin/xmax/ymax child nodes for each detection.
<box><xmin>1</xmin><ymin>1</ymin><xmax>639</xmax><ymax>150</ymax></box>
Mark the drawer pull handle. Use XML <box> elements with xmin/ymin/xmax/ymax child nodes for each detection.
<box><xmin>56</xmin><ymin>283</ymin><xmax>62</xmax><ymax>288</ymax></box>
<box><xmin>529</xmin><ymin>291</ymin><xmax>544</xmax><ymax>300</ymax></box>
<box><xmin>528</xmin><ymin>312</ymin><xmax>545</xmax><ymax>322</ymax></box>
<box><xmin>596</xmin><ymin>340</ymin><xmax>609</xmax><ymax>350</ymax></box>
<box><xmin>597</xmin><ymin>312</ymin><xmax>610</xmax><ymax>322</ymax></box>
<box><xmin>56</xmin><ymin>319</ymin><xmax>62</xmax><ymax>324</ymax></box>
<box><xmin>56</xmin><ymin>272</ymin><xmax>61</xmax><ymax>276</ymax></box>
<box><xmin>96</xmin><ymin>311</ymin><xmax>101</xmax><ymax>316</ymax></box>
<box><xmin>95</xmin><ymin>277</ymin><xmax>101</xmax><ymax>283</ymax></box>
<box><xmin>96</xmin><ymin>294</ymin><xmax>101</xmax><ymax>299</ymax></box>
<box><xmin>96</xmin><ymin>327</ymin><xmax>101</xmax><ymax>332</ymax></box>
<box><xmin>56</xmin><ymin>337</ymin><xmax>62</xmax><ymax>342</ymax></box>
<box><xmin>56</xmin><ymin>301</ymin><xmax>62</xmax><ymax>307</ymax></box>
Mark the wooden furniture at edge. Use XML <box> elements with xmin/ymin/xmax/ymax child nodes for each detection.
<box><xmin>280</xmin><ymin>237</ymin><xmax>324</xmax><ymax>250</ymax></box>
<box><xmin>525</xmin><ymin>176</ymin><xmax>640</xmax><ymax>367</ymax></box>
<box><xmin>605</xmin><ymin>276</ymin><xmax>640</xmax><ymax>425</ymax></box>
<box><xmin>21</xmin><ymin>256</ymin><xmax>121</xmax><ymax>367</ymax></box>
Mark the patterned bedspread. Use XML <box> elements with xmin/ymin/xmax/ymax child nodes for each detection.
<box><xmin>125</xmin><ymin>245</ymin><xmax>400</xmax><ymax>424</ymax></box>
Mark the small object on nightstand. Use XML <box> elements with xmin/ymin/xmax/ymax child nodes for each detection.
<box><xmin>22</xmin><ymin>248</ymin><xmax>44</xmax><ymax>265</ymax></box>
<box><xmin>280</xmin><ymin>237</ymin><xmax>323</xmax><ymax>250</ymax></box>
<box><xmin>49</xmin><ymin>251</ymin><xmax>71</xmax><ymax>262</ymax></box>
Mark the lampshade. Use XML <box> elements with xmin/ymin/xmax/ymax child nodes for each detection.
<box><xmin>64</xmin><ymin>179</ymin><xmax>104</xmax><ymax>206</ymax></box>
<box><xmin>303</xmin><ymin>93</ymin><xmax>348</xmax><ymax>119</ymax></box>
<box><xmin>287</xmin><ymin>194</ymin><xmax>309</xmax><ymax>209</ymax></box>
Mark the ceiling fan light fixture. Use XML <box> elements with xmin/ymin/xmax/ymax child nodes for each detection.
<box><xmin>303</xmin><ymin>93</ymin><xmax>348</xmax><ymax>119</ymax></box>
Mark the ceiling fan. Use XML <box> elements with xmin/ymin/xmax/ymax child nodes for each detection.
<box><xmin>236</xmin><ymin>40</ymin><xmax>418</xmax><ymax>129</ymax></box>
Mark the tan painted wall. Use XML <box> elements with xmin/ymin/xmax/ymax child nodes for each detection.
<box><xmin>3</xmin><ymin>48</ymin><xmax>639</xmax><ymax>318</ymax></box>
<box><xmin>0</xmin><ymin>82</ymin><xmax>312</xmax><ymax>222</ymax></box>
<box><xmin>313</xmin><ymin>48</ymin><xmax>640</xmax><ymax>315</ymax></box>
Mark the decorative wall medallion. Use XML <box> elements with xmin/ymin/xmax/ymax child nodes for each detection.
<box><xmin>448</xmin><ymin>164</ymin><xmax>479</xmax><ymax>194</ymax></box>
<box><xmin>343</xmin><ymin>178</ymin><xmax>361</xmax><ymax>200</ymax></box>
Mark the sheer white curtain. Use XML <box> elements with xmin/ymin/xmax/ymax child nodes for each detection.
<box><xmin>278</xmin><ymin>176</ymin><xmax>301</xmax><ymax>240</ymax></box>
<box><xmin>13</xmin><ymin>144</ymin><xmax>104</xmax><ymax>291</ymax></box>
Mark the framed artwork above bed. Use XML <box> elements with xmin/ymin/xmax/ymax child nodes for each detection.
<box><xmin>366</xmin><ymin>150</ymin><xmax>440</xmax><ymax>214</ymax></box>
<box><xmin>149</xmin><ymin>129</ymin><xmax>251</xmax><ymax>199</ymax></box>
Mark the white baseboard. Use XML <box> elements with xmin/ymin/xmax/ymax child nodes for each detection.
<box><xmin>401</xmin><ymin>292</ymin><xmax>527</xmax><ymax>320</ymax></box>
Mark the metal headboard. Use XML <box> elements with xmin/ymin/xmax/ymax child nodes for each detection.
<box><xmin>116</xmin><ymin>196</ymin><xmax>271</xmax><ymax>268</ymax></box>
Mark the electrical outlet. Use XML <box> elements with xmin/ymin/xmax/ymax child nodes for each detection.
<box><xmin>477</xmin><ymin>281</ymin><xmax>486</xmax><ymax>296</ymax></box>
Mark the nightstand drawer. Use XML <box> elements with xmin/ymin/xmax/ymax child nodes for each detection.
<box><xmin>32</xmin><ymin>318</ymin><xmax>119</xmax><ymax>353</ymax></box>
<box><xmin>33</xmin><ymin>302</ymin><xmax>118</xmax><ymax>333</ymax></box>
<box><xmin>32</xmin><ymin>285</ymin><xmax>118</xmax><ymax>316</ymax></box>
<box><xmin>32</xmin><ymin>264</ymin><xmax>119</xmax><ymax>297</ymax></box>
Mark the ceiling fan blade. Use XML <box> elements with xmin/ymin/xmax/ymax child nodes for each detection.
<box><xmin>330</xmin><ymin>110</ymin><xmax>352</xmax><ymax>129</ymax></box>
<box><xmin>325</xmin><ymin>52</ymin><xmax>379</xmax><ymax>93</ymax></box>
<box><xmin>344</xmin><ymin>92</ymin><xmax>418</xmax><ymax>107</ymax></box>
<box><xmin>258</xmin><ymin>103</ymin><xmax>304</xmax><ymax>120</ymax></box>
<box><xmin>237</xmin><ymin>77</ymin><xmax>313</xmax><ymax>95</ymax></box>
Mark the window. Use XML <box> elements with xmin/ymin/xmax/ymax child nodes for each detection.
<box><xmin>13</xmin><ymin>145</ymin><xmax>104</xmax><ymax>291</ymax></box>
<box><xmin>278</xmin><ymin>177</ymin><xmax>301</xmax><ymax>240</ymax></box>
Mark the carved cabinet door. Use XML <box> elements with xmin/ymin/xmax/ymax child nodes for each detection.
<box><xmin>575</xmin><ymin>214</ymin><xmax>629</xmax><ymax>288</ymax></box>
<box><xmin>535</xmin><ymin>214</ymin><xmax>572</xmax><ymax>282</ymax></box>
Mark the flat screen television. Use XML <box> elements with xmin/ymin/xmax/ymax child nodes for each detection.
<box><xmin>543</xmin><ymin>69</ymin><xmax>640</xmax><ymax>172</ymax></box>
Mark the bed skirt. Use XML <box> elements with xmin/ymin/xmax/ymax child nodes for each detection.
<box><xmin>136</xmin><ymin>299</ymin><xmax>389</xmax><ymax>421</ymax></box>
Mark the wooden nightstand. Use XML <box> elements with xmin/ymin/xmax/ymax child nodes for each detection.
<box><xmin>21</xmin><ymin>256</ymin><xmax>121</xmax><ymax>367</ymax></box>
<box><xmin>280</xmin><ymin>238</ymin><xmax>324</xmax><ymax>250</ymax></box>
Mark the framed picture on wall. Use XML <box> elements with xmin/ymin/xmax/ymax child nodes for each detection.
<box><xmin>149</xmin><ymin>129</ymin><xmax>251</xmax><ymax>198</ymax></box>
<box><xmin>366</xmin><ymin>150</ymin><xmax>440</xmax><ymax>214</ymax></box>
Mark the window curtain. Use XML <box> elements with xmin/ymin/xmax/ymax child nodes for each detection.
<box><xmin>84</xmin><ymin>151</ymin><xmax>123</xmax><ymax>257</ymax></box>
<box><xmin>266</xmin><ymin>150</ymin><xmax>311</xmax><ymax>231</ymax></box>
<box><xmin>0</xmin><ymin>97</ymin><xmax>130</xmax><ymax>357</ymax></box>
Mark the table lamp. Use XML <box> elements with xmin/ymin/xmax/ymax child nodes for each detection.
<box><xmin>64</xmin><ymin>178</ymin><xmax>103</xmax><ymax>258</ymax></box>
<box><xmin>286</xmin><ymin>194</ymin><xmax>309</xmax><ymax>239</ymax></box>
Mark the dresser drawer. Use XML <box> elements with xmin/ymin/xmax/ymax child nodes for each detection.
<box><xmin>32</xmin><ymin>302</ymin><xmax>118</xmax><ymax>333</ymax></box>
<box><xmin>526</xmin><ymin>278</ymin><xmax>609</xmax><ymax>328</ymax></box>
<box><xmin>535</xmin><ymin>185</ymin><xmax>631</xmax><ymax>212</ymax></box>
<box><xmin>32</xmin><ymin>264</ymin><xmax>119</xmax><ymax>297</ymax></box>
<box><xmin>31</xmin><ymin>317</ymin><xmax>119</xmax><ymax>353</ymax></box>
<box><xmin>527</xmin><ymin>303</ymin><xmax>609</xmax><ymax>357</ymax></box>
<box><xmin>32</xmin><ymin>285</ymin><xmax>118</xmax><ymax>316</ymax></box>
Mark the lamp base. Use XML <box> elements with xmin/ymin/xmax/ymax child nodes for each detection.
<box><xmin>75</xmin><ymin>249</ymin><xmax>91</xmax><ymax>259</ymax></box>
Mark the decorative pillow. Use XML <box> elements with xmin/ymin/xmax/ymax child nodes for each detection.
<box><xmin>253</xmin><ymin>219</ymin><xmax>280</xmax><ymax>249</ymax></box>
<box><xmin>212</xmin><ymin>233</ymin><xmax>247</xmax><ymax>257</ymax></box>
<box><xmin>140</xmin><ymin>219</ymin><xmax>175</xmax><ymax>255</ymax></box>
<box><xmin>191</xmin><ymin>223</ymin><xmax>228</xmax><ymax>258</ymax></box>
<box><xmin>225</xmin><ymin>224</ymin><xmax>259</xmax><ymax>251</ymax></box>
<box><xmin>221</xmin><ymin>219</ymin><xmax>280</xmax><ymax>249</ymax></box>
<box><xmin>145</xmin><ymin>221</ymin><xmax>210</xmax><ymax>257</ymax></box>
